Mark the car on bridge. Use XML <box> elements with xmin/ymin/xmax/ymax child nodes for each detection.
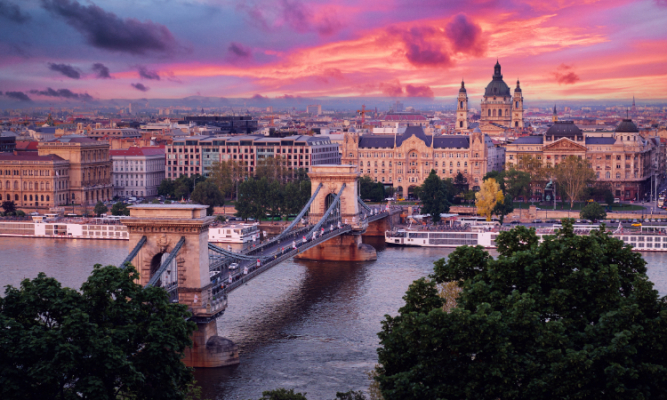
<box><xmin>229</xmin><ymin>263</ymin><xmax>239</xmax><ymax>270</ymax></box>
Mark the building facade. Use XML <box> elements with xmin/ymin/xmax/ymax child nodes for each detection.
<box><xmin>478</xmin><ymin>61</ymin><xmax>524</xmax><ymax>136</ymax></box>
<box><xmin>38</xmin><ymin>135</ymin><xmax>113</xmax><ymax>205</ymax></box>
<box><xmin>341</xmin><ymin>125</ymin><xmax>505</xmax><ymax>198</ymax></box>
<box><xmin>0</xmin><ymin>154</ymin><xmax>71</xmax><ymax>208</ymax></box>
<box><xmin>165</xmin><ymin>135</ymin><xmax>340</xmax><ymax>179</ymax></box>
<box><xmin>505</xmin><ymin>119</ymin><xmax>664</xmax><ymax>201</ymax></box>
<box><xmin>111</xmin><ymin>147</ymin><xmax>165</xmax><ymax>198</ymax></box>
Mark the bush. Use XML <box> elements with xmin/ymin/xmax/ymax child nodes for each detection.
<box><xmin>15</xmin><ymin>210</ymin><xmax>25</xmax><ymax>217</ymax></box>
<box><xmin>215</xmin><ymin>215</ymin><xmax>226</xmax><ymax>223</ymax></box>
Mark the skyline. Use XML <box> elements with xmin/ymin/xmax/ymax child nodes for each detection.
<box><xmin>0</xmin><ymin>0</ymin><xmax>666</xmax><ymax>105</ymax></box>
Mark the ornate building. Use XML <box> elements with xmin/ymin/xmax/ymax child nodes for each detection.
<box><xmin>477</xmin><ymin>61</ymin><xmax>524</xmax><ymax>136</ymax></box>
<box><xmin>505</xmin><ymin>119</ymin><xmax>664</xmax><ymax>201</ymax></box>
<box><xmin>341</xmin><ymin>125</ymin><xmax>505</xmax><ymax>198</ymax></box>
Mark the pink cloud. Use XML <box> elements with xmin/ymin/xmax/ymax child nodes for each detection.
<box><xmin>551</xmin><ymin>64</ymin><xmax>581</xmax><ymax>85</ymax></box>
<box><xmin>405</xmin><ymin>84</ymin><xmax>434</xmax><ymax>97</ymax></box>
<box><xmin>389</xmin><ymin>26</ymin><xmax>453</xmax><ymax>68</ymax></box>
<box><xmin>379</xmin><ymin>80</ymin><xmax>403</xmax><ymax>96</ymax></box>
<box><xmin>445</xmin><ymin>14</ymin><xmax>487</xmax><ymax>57</ymax></box>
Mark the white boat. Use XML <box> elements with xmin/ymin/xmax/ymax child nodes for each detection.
<box><xmin>385</xmin><ymin>224</ymin><xmax>667</xmax><ymax>252</ymax></box>
<box><xmin>0</xmin><ymin>220</ymin><xmax>129</xmax><ymax>240</ymax></box>
<box><xmin>208</xmin><ymin>223</ymin><xmax>260</xmax><ymax>244</ymax></box>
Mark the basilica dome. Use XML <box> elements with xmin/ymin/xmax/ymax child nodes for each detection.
<box><xmin>484</xmin><ymin>60</ymin><xmax>511</xmax><ymax>97</ymax></box>
<box><xmin>615</xmin><ymin>119</ymin><xmax>639</xmax><ymax>133</ymax></box>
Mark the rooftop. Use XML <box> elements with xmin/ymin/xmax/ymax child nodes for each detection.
<box><xmin>110</xmin><ymin>147</ymin><xmax>165</xmax><ymax>157</ymax></box>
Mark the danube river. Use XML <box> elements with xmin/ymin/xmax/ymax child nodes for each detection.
<box><xmin>2</xmin><ymin>237</ymin><xmax>667</xmax><ymax>399</ymax></box>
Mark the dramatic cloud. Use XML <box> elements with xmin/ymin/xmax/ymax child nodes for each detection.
<box><xmin>316</xmin><ymin>68</ymin><xmax>344</xmax><ymax>83</ymax></box>
<box><xmin>136</xmin><ymin>65</ymin><xmax>160</xmax><ymax>80</ymax></box>
<box><xmin>228</xmin><ymin>42</ymin><xmax>252</xmax><ymax>59</ymax></box>
<box><xmin>281</xmin><ymin>0</ymin><xmax>309</xmax><ymax>33</ymax></box>
<box><xmin>379</xmin><ymin>80</ymin><xmax>404</xmax><ymax>97</ymax></box>
<box><xmin>92</xmin><ymin>63</ymin><xmax>111</xmax><ymax>79</ymax></box>
<box><xmin>48</xmin><ymin>63</ymin><xmax>81</xmax><ymax>79</ymax></box>
<box><xmin>41</xmin><ymin>0</ymin><xmax>178</xmax><ymax>55</ymax></box>
<box><xmin>250</xmin><ymin>93</ymin><xmax>269</xmax><ymax>102</ymax></box>
<box><xmin>29</xmin><ymin>87</ymin><xmax>93</xmax><ymax>101</ymax></box>
<box><xmin>392</xmin><ymin>26</ymin><xmax>453</xmax><ymax>68</ymax></box>
<box><xmin>405</xmin><ymin>84</ymin><xmax>434</xmax><ymax>98</ymax></box>
<box><xmin>317</xmin><ymin>15</ymin><xmax>342</xmax><ymax>36</ymax></box>
<box><xmin>5</xmin><ymin>91</ymin><xmax>31</xmax><ymax>101</ymax></box>
<box><xmin>0</xmin><ymin>0</ymin><xmax>30</xmax><ymax>23</ymax></box>
<box><xmin>131</xmin><ymin>83</ymin><xmax>149</xmax><ymax>92</ymax></box>
<box><xmin>551</xmin><ymin>64</ymin><xmax>581</xmax><ymax>85</ymax></box>
<box><xmin>444</xmin><ymin>14</ymin><xmax>487</xmax><ymax>57</ymax></box>
<box><xmin>240</xmin><ymin>0</ymin><xmax>341</xmax><ymax>36</ymax></box>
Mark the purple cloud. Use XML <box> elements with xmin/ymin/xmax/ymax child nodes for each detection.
<box><xmin>5</xmin><ymin>91</ymin><xmax>31</xmax><ymax>101</ymax></box>
<box><xmin>228</xmin><ymin>42</ymin><xmax>252</xmax><ymax>59</ymax></box>
<box><xmin>0</xmin><ymin>0</ymin><xmax>30</xmax><ymax>23</ymax></box>
<box><xmin>444</xmin><ymin>14</ymin><xmax>487</xmax><ymax>57</ymax></box>
<box><xmin>29</xmin><ymin>87</ymin><xmax>93</xmax><ymax>101</ymax></box>
<box><xmin>391</xmin><ymin>26</ymin><xmax>453</xmax><ymax>68</ymax></box>
<box><xmin>379</xmin><ymin>80</ymin><xmax>404</xmax><ymax>97</ymax></box>
<box><xmin>41</xmin><ymin>0</ymin><xmax>178</xmax><ymax>55</ymax></box>
<box><xmin>131</xmin><ymin>83</ymin><xmax>149</xmax><ymax>92</ymax></box>
<box><xmin>551</xmin><ymin>64</ymin><xmax>581</xmax><ymax>85</ymax></box>
<box><xmin>405</xmin><ymin>84</ymin><xmax>434</xmax><ymax>98</ymax></box>
<box><xmin>48</xmin><ymin>63</ymin><xmax>81</xmax><ymax>79</ymax></box>
<box><xmin>136</xmin><ymin>65</ymin><xmax>160</xmax><ymax>80</ymax></box>
<box><xmin>92</xmin><ymin>63</ymin><xmax>111</xmax><ymax>79</ymax></box>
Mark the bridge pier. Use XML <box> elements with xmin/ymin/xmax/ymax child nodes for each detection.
<box><xmin>295</xmin><ymin>233</ymin><xmax>377</xmax><ymax>261</ymax></box>
<box><xmin>182</xmin><ymin>320</ymin><xmax>239</xmax><ymax>368</ymax></box>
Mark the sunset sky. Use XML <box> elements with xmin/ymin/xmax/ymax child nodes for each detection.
<box><xmin>1</xmin><ymin>0</ymin><xmax>666</xmax><ymax>104</ymax></box>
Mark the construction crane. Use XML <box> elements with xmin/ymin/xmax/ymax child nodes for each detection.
<box><xmin>357</xmin><ymin>105</ymin><xmax>368</xmax><ymax>124</ymax></box>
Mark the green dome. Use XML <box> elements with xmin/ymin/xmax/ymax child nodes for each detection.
<box><xmin>484</xmin><ymin>60</ymin><xmax>511</xmax><ymax>97</ymax></box>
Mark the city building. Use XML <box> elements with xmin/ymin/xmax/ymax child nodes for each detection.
<box><xmin>0</xmin><ymin>153</ymin><xmax>70</xmax><ymax>208</ymax></box>
<box><xmin>1</xmin><ymin>131</ymin><xmax>17</xmax><ymax>152</ymax></box>
<box><xmin>183</xmin><ymin>115</ymin><xmax>259</xmax><ymax>134</ymax></box>
<box><xmin>477</xmin><ymin>61</ymin><xmax>524</xmax><ymax>136</ymax></box>
<box><xmin>165</xmin><ymin>135</ymin><xmax>341</xmax><ymax>179</ymax></box>
<box><xmin>381</xmin><ymin>112</ymin><xmax>429</xmax><ymax>127</ymax></box>
<box><xmin>307</xmin><ymin>105</ymin><xmax>322</xmax><ymax>115</ymax></box>
<box><xmin>85</xmin><ymin>127</ymin><xmax>142</xmax><ymax>141</ymax></box>
<box><xmin>341</xmin><ymin>125</ymin><xmax>505</xmax><ymax>198</ymax></box>
<box><xmin>111</xmin><ymin>147</ymin><xmax>165</xmax><ymax>198</ymax></box>
<box><xmin>38</xmin><ymin>135</ymin><xmax>113</xmax><ymax>205</ymax></box>
<box><xmin>505</xmin><ymin>119</ymin><xmax>664</xmax><ymax>200</ymax></box>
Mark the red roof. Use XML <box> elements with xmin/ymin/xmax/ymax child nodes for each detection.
<box><xmin>110</xmin><ymin>147</ymin><xmax>165</xmax><ymax>157</ymax></box>
<box><xmin>15</xmin><ymin>141</ymin><xmax>39</xmax><ymax>151</ymax></box>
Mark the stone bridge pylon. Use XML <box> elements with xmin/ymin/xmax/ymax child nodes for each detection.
<box><xmin>122</xmin><ymin>205</ymin><xmax>238</xmax><ymax>368</ymax></box>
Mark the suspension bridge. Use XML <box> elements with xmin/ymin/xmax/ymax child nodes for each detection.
<box><xmin>120</xmin><ymin>165</ymin><xmax>400</xmax><ymax>368</ymax></box>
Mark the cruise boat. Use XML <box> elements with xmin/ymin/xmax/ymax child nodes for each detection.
<box><xmin>385</xmin><ymin>223</ymin><xmax>667</xmax><ymax>252</ymax></box>
<box><xmin>0</xmin><ymin>219</ymin><xmax>129</xmax><ymax>240</ymax></box>
<box><xmin>208</xmin><ymin>223</ymin><xmax>260</xmax><ymax>244</ymax></box>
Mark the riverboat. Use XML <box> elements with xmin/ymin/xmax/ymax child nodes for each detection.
<box><xmin>0</xmin><ymin>220</ymin><xmax>129</xmax><ymax>240</ymax></box>
<box><xmin>208</xmin><ymin>223</ymin><xmax>260</xmax><ymax>244</ymax></box>
<box><xmin>385</xmin><ymin>224</ymin><xmax>667</xmax><ymax>252</ymax></box>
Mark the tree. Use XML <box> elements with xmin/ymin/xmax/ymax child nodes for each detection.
<box><xmin>93</xmin><ymin>201</ymin><xmax>108</xmax><ymax>216</ymax></box>
<box><xmin>554</xmin><ymin>155</ymin><xmax>596</xmax><ymax>208</ymax></box>
<box><xmin>376</xmin><ymin>220</ymin><xmax>667</xmax><ymax>400</ymax></box>
<box><xmin>492</xmin><ymin>195</ymin><xmax>514</xmax><ymax>225</ymax></box>
<box><xmin>258</xmin><ymin>388</ymin><xmax>308</xmax><ymax>400</ymax></box>
<box><xmin>360</xmin><ymin>175</ymin><xmax>385</xmax><ymax>202</ymax></box>
<box><xmin>580</xmin><ymin>201</ymin><xmax>607</xmax><ymax>221</ymax></box>
<box><xmin>0</xmin><ymin>264</ymin><xmax>196</xmax><ymax>400</ymax></box>
<box><xmin>111</xmin><ymin>201</ymin><xmax>130</xmax><ymax>216</ymax></box>
<box><xmin>235</xmin><ymin>177</ymin><xmax>267</xmax><ymax>221</ymax></box>
<box><xmin>417</xmin><ymin>170</ymin><xmax>451</xmax><ymax>224</ymax></box>
<box><xmin>336</xmin><ymin>391</ymin><xmax>367</xmax><ymax>400</ymax></box>
<box><xmin>483</xmin><ymin>172</ymin><xmax>514</xmax><ymax>224</ymax></box>
<box><xmin>1</xmin><ymin>200</ymin><xmax>16</xmax><ymax>214</ymax></box>
<box><xmin>475</xmin><ymin>178</ymin><xmax>504</xmax><ymax>221</ymax></box>
<box><xmin>157</xmin><ymin>178</ymin><xmax>175</xmax><ymax>198</ymax></box>
<box><xmin>209</xmin><ymin>160</ymin><xmax>248</xmax><ymax>200</ymax></box>
<box><xmin>453</xmin><ymin>172</ymin><xmax>468</xmax><ymax>194</ymax></box>
<box><xmin>191</xmin><ymin>181</ymin><xmax>225</xmax><ymax>216</ymax></box>
<box><xmin>503</xmin><ymin>167</ymin><xmax>531</xmax><ymax>201</ymax></box>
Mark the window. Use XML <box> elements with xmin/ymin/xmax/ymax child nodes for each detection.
<box><xmin>606</xmin><ymin>172</ymin><xmax>611</xmax><ymax>179</ymax></box>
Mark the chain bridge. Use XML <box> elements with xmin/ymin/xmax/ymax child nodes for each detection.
<box><xmin>120</xmin><ymin>166</ymin><xmax>400</xmax><ymax>368</ymax></box>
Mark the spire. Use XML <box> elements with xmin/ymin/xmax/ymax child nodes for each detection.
<box><xmin>632</xmin><ymin>96</ymin><xmax>636</xmax><ymax>107</ymax></box>
<box><xmin>461</xmin><ymin>79</ymin><xmax>465</xmax><ymax>89</ymax></box>
<box><xmin>552</xmin><ymin>104</ymin><xmax>558</xmax><ymax>123</ymax></box>
<box><xmin>516</xmin><ymin>79</ymin><xmax>520</xmax><ymax>88</ymax></box>
<box><xmin>493</xmin><ymin>59</ymin><xmax>502</xmax><ymax>79</ymax></box>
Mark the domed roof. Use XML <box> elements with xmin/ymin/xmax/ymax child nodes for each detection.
<box><xmin>615</xmin><ymin>119</ymin><xmax>639</xmax><ymax>133</ymax></box>
<box><xmin>484</xmin><ymin>61</ymin><xmax>510</xmax><ymax>97</ymax></box>
<box><xmin>473</xmin><ymin>127</ymin><xmax>482</xmax><ymax>134</ymax></box>
<box><xmin>459</xmin><ymin>80</ymin><xmax>467</xmax><ymax>93</ymax></box>
<box><xmin>546</xmin><ymin>121</ymin><xmax>582</xmax><ymax>137</ymax></box>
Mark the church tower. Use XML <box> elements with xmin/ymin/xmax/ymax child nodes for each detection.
<box><xmin>456</xmin><ymin>80</ymin><xmax>468</xmax><ymax>132</ymax></box>
<box><xmin>552</xmin><ymin>104</ymin><xmax>558</xmax><ymax>123</ymax></box>
<box><xmin>512</xmin><ymin>80</ymin><xmax>524</xmax><ymax>128</ymax></box>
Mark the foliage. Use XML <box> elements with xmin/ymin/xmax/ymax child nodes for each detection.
<box><xmin>235</xmin><ymin>177</ymin><xmax>310</xmax><ymax>221</ymax></box>
<box><xmin>15</xmin><ymin>210</ymin><xmax>25</xmax><ymax>217</ymax></box>
<box><xmin>483</xmin><ymin>172</ymin><xmax>517</xmax><ymax>224</ymax></box>
<box><xmin>367</xmin><ymin>366</ymin><xmax>384</xmax><ymax>400</ymax></box>
<box><xmin>475</xmin><ymin>178</ymin><xmax>504</xmax><ymax>221</ymax></box>
<box><xmin>151</xmin><ymin>199</ymin><xmax>161</xmax><ymax>204</ymax></box>
<box><xmin>157</xmin><ymin>178</ymin><xmax>175</xmax><ymax>198</ymax></box>
<box><xmin>359</xmin><ymin>175</ymin><xmax>385</xmax><ymax>202</ymax></box>
<box><xmin>583</xmin><ymin>184</ymin><xmax>615</xmax><ymax>206</ymax></box>
<box><xmin>417</xmin><ymin>170</ymin><xmax>451</xmax><ymax>224</ymax></box>
<box><xmin>453</xmin><ymin>172</ymin><xmax>468</xmax><ymax>193</ymax></box>
<box><xmin>0</xmin><ymin>264</ymin><xmax>196</xmax><ymax>400</ymax></box>
<box><xmin>554</xmin><ymin>155</ymin><xmax>596</xmax><ymax>208</ymax></box>
<box><xmin>376</xmin><ymin>220</ymin><xmax>667</xmax><ymax>400</ymax></box>
<box><xmin>517</xmin><ymin>154</ymin><xmax>548</xmax><ymax>182</ymax></box>
<box><xmin>258</xmin><ymin>388</ymin><xmax>308</xmax><ymax>400</ymax></box>
<box><xmin>580</xmin><ymin>201</ymin><xmax>607</xmax><ymax>221</ymax></box>
<box><xmin>503</xmin><ymin>167</ymin><xmax>531</xmax><ymax>200</ymax></box>
<box><xmin>191</xmin><ymin>181</ymin><xmax>225</xmax><ymax>216</ymax></box>
<box><xmin>437</xmin><ymin>280</ymin><xmax>461</xmax><ymax>313</ymax></box>
<box><xmin>492</xmin><ymin>195</ymin><xmax>514</xmax><ymax>225</ymax></box>
<box><xmin>111</xmin><ymin>201</ymin><xmax>130</xmax><ymax>216</ymax></box>
<box><xmin>93</xmin><ymin>201</ymin><xmax>108</xmax><ymax>216</ymax></box>
<box><xmin>336</xmin><ymin>391</ymin><xmax>367</xmax><ymax>400</ymax></box>
<box><xmin>208</xmin><ymin>160</ymin><xmax>248</xmax><ymax>200</ymax></box>
<box><xmin>216</xmin><ymin>215</ymin><xmax>226</xmax><ymax>223</ymax></box>
<box><xmin>1</xmin><ymin>200</ymin><xmax>16</xmax><ymax>214</ymax></box>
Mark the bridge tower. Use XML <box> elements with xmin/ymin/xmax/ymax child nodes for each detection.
<box><xmin>122</xmin><ymin>204</ymin><xmax>239</xmax><ymax>368</ymax></box>
<box><xmin>296</xmin><ymin>165</ymin><xmax>377</xmax><ymax>261</ymax></box>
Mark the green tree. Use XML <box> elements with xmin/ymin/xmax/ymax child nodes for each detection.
<box><xmin>93</xmin><ymin>201</ymin><xmax>108</xmax><ymax>216</ymax></box>
<box><xmin>1</xmin><ymin>200</ymin><xmax>16</xmax><ymax>214</ymax></box>
<box><xmin>377</xmin><ymin>220</ymin><xmax>667</xmax><ymax>400</ymax></box>
<box><xmin>580</xmin><ymin>201</ymin><xmax>607</xmax><ymax>221</ymax></box>
<box><xmin>157</xmin><ymin>178</ymin><xmax>175</xmax><ymax>198</ymax></box>
<box><xmin>554</xmin><ymin>155</ymin><xmax>596</xmax><ymax>208</ymax></box>
<box><xmin>111</xmin><ymin>201</ymin><xmax>130</xmax><ymax>216</ymax></box>
<box><xmin>417</xmin><ymin>170</ymin><xmax>451</xmax><ymax>224</ymax></box>
<box><xmin>492</xmin><ymin>195</ymin><xmax>514</xmax><ymax>225</ymax></box>
<box><xmin>191</xmin><ymin>181</ymin><xmax>225</xmax><ymax>216</ymax></box>
<box><xmin>503</xmin><ymin>167</ymin><xmax>531</xmax><ymax>200</ymax></box>
<box><xmin>258</xmin><ymin>388</ymin><xmax>308</xmax><ymax>400</ymax></box>
<box><xmin>360</xmin><ymin>175</ymin><xmax>385</xmax><ymax>202</ymax></box>
<box><xmin>209</xmin><ymin>160</ymin><xmax>248</xmax><ymax>200</ymax></box>
<box><xmin>453</xmin><ymin>172</ymin><xmax>468</xmax><ymax>194</ymax></box>
<box><xmin>236</xmin><ymin>178</ymin><xmax>266</xmax><ymax>221</ymax></box>
<box><xmin>0</xmin><ymin>264</ymin><xmax>196</xmax><ymax>400</ymax></box>
<box><xmin>336</xmin><ymin>391</ymin><xmax>367</xmax><ymax>400</ymax></box>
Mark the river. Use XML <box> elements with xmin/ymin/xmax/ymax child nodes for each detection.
<box><xmin>2</xmin><ymin>236</ymin><xmax>667</xmax><ymax>399</ymax></box>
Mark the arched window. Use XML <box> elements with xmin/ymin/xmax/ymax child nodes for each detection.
<box><xmin>13</xmin><ymin>181</ymin><xmax>18</xmax><ymax>189</ymax></box>
<box><xmin>24</xmin><ymin>195</ymin><xmax>27</xmax><ymax>201</ymax></box>
<box><xmin>457</xmin><ymin>162</ymin><xmax>460</xmax><ymax>167</ymax></box>
<box><xmin>492</xmin><ymin>109</ymin><xmax>496</xmax><ymax>117</ymax></box>
<box><xmin>605</xmin><ymin>172</ymin><xmax>611</xmax><ymax>179</ymax></box>
<box><xmin>41</xmin><ymin>195</ymin><xmax>44</xmax><ymax>201</ymax></box>
<box><xmin>488</xmin><ymin>109</ymin><xmax>491</xmax><ymax>117</ymax></box>
<box><xmin>596</xmin><ymin>172</ymin><xmax>600</xmax><ymax>178</ymax></box>
<box><xmin>616</xmin><ymin>173</ymin><xmax>621</xmax><ymax>179</ymax></box>
<box><xmin>460</xmin><ymin>101</ymin><xmax>463</xmax><ymax>108</ymax></box>
<box><xmin>506</xmin><ymin>109</ymin><xmax>509</xmax><ymax>116</ymax></box>
<box><xmin>459</xmin><ymin>121</ymin><xmax>463</xmax><ymax>128</ymax></box>
<box><xmin>515</xmin><ymin>101</ymin><xmax>518</xmax><ymax>108</ymax></box>
<box><xmin>46</xmin><ymin>195</ymin><xmax>50</xmax><ymax>201</ymax></box>
<box><xmin>464</xmin><ymin>162</ymin><xmax>468</xmax><ymax>167</ymax></box>
<box><xmin>46</xmin><ymin>183</ymin><xmax>49</xmax><ymax>190</ymax></box>
<box><xmin>348</xmin><ymin>153</ymin><xmax>353</xmax><ymax>157</ymax></box>
<box><xmin>15</xmin><ymin>194</ymin><xmax>18</xmax><ymax>201</ymax></box>
<box><xmin>40</xmin><ymin>182</ymin><xmax>44</xmax><ymax>190</ymax></box>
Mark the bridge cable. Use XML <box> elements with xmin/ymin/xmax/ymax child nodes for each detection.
<box><xmin>208</xmin><ymin>243</ymin><xmax>270</xmax><ymax>261</ymax></box>
<box><xmin>121</xmin><ymin>235</ymin><xmax>147</xmax><ymax>269</ymax></box>
<box><xmin>275</xmin><ymin>183</ymin><xmax>323</xmax><ymax>241</ymax></box>
<box><xmin>308</xmin><ymin>183</ymin><xmax>346</xmax><ymax>236</ymax></box>
<box><xmin>145</xmin><ymin>236</ymin><xmax>186</xmax><ymax>288</ymax></box>
<box><xmin>358</xmin><ymin>198</ymin><xmax>372</xmax><ymax>213</ymax></box>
